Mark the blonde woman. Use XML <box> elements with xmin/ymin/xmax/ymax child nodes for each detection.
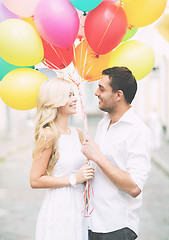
<box><xmin>30</xmin><ymin>78</ymin><xmax>94</xmax><ymax>240</ymax></box>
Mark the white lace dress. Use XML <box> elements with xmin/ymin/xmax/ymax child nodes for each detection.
<box><xmin>35</xmin><ymin>128</ymin><xmax>88</xmax><ymax>240</ymax></box>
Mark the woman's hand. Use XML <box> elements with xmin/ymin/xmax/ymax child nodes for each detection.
<box><xmin>75</xmin><ymin>164</ymin><xmax>95</xmax><ymax>184</ymax></box>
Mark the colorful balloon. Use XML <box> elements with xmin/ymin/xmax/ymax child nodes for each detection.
<box><xmin>0</xmin><ymin>19</ymin><xmax>44</xmax><ymax>66</ymax></box>
<box><xmin>123</xmin><ymin>0</ymin><xmax>167</xmax><ymax>28</ymax></box>
<box><xmin>22</xmin><ymin>16</ymin><xmax>37</xmax><ymax>30</ymax></box>
<box><xmin>121</xmin><ymin>0</ymin><xmax>134</xmax><ymax>2</ymax></box>
<box><xmin>108</xmin><ymin>40</ymin><xmax>155</xmax><ymax>80</ymax></box>
<box><xmin>0</xmin><ymin>57</ymin><xmax>34</xmax><ymax>81</ymax></box>
<box><xmin>38</xmin><ymin>68</ymin><xmax>57</xmax><ymax>79</ymax></box>
<box><xmin>42</xmin><ymin>39</ymin><xmax>74</xmax><ymax>69</ymax></box>
<box><xmin>70</xmin><ymin>0</ymin><xmax>102</xmax><ymax>12</ymax></box>
<box><xmin>0</xmin><ymin>0</ymin><xmax>20</xmax><ymax>22</ymax></box>
<box><xmin>84</xmin><ymin>1</ymin><xmax>128</xmax><ymax>54</ymax></box>
<box><xmin>2</xmin><ymin>0</ymin><xmax>41</xmax><ymax>18</ymax></box>
<box><xmin>34</xmin><ymin>0</ymin><xmax>79</xmax><ymax>48</ymax></box>
<box><xmin>102</xmin><ymin>0</ymin><xmax>118</xmax><ymax>2</ymax></box>
<box><xmin>74</xmin><ymin>39</ymin><xmax>114</xmax><ymax>81</ymax></box>
<box><xmin>0</xmin><ymin>68</ymin><xmax>47</xmax><ymax>110</ymax></box>
<box><xmin>122</xmin><ymin>27</ymin><xmax>138</xmax><ymax>42</ymax></box>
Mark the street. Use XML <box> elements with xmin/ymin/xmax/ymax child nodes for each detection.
<box><xmin>0</xmin><ymin>143</ymin><xmax>169</xmax><ymax>240</ymax></box>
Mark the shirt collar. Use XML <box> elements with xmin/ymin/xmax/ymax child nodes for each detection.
<box><xmin>105</xmin><ymin>106</ymin><xmax>135</xmax><ymax>125</ymax></box>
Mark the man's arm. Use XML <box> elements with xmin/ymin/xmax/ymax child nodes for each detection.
<box><xmin>82</xmin><ymin>137</ymin><xmax>141</xmax><ymax>198</ymax></box>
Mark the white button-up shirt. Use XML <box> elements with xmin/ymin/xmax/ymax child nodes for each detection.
<box><xmin>89</xmin><ymin>107</ymin><xmax>153</xmax><ymax>235</ymax></box>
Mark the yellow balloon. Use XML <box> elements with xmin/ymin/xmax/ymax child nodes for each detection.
<box><xmin>123</xmin><ymin>0</ymin><xmax>167</xmax><ymax>28</ymax></box>
<box><xmin>0</xmin><ymin>19</ymin><xmax>44</xmax><ymax>66</ymax></box>
<box><xmin>121</xmin><ymin>0</ymin><xmax>134</xmax><ymax>2</ymax></box>
<box><xmin>0</xmin><ymin>68</ymin><xmax>47</xmax><ymax>110</ymax></box>
<box><xmin>74</xmin><ymin>39</ymin><xmax>113</xmax><ymax>81</ymax></box>
<box><xmin>108</xmin><ymin>40</ymin><xmax>155</xmax><ymax>80</ymax></box>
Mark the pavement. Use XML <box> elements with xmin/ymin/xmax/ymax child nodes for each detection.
<box><xmin>0</xmin><ymin>125</ymin><xmax>169</xmax><ymax>240</ymax></box>
<box><xmin>152</xmin><ymin>139</ymin><xmax>169</xmax><ymax>177</ymax></box>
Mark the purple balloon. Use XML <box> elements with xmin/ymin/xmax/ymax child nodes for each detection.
<box><xmin>0</xmin><ymin>0</ymin><xmax>20</xmax><ymax>22</ymax></box>
<box><xmin>34</xmin><ymin>0</ymin><xmax>79</xmax><ymax>48</ymax></box>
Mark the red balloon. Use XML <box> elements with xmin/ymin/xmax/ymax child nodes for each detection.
<box><xmin>42</xmin><ymin>39</ymin><xmax>74</xmax><ymax>69</ymax></box>
<box><xmin>84</xmin><ymin>1</ymin><xmax>128</xmax><ymax>54</ymax></box>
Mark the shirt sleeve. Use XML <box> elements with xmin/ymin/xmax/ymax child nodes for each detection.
<box><xmin>126</xmin><ymin>128</ymin><xmax>154</xmax><ymax>191</ymax></box>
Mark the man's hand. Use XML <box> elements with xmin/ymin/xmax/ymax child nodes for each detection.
<box><xmin>81</xmin><ymin>137</ymin><xmax>103</xmax><ymax>164</ymax></box>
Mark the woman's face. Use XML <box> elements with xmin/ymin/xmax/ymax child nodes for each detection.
<box><xmin>59</xmin><ymin>90</ymin><xmax>77</xmax><ymax>116</ymax></box>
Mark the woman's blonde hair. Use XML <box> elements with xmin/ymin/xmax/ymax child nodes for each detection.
<box><xmin>33</xmin><ymin>77</ymin><xmax>72</xmax><ymax>175</ymax></box>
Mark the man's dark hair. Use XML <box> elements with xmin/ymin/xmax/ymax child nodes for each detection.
<box><xmin>102</xmin><ymin>67</ymin><xmax>137</xmax><ymax>104</ymax></box>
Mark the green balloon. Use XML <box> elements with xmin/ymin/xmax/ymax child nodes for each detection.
<box><xmin>70</xmin><ymin>0</ymin><xmax>102</xmax><ymax>12</ymax></box>
<box><xmin>0</xmin><ymin>57</ymin><xmax>34</xmax><ymax>81</ymax></box>
<box><xmin>122</xmin><ymin>27</ymin><xmax>138</xmax><ymax>43</ymax></box>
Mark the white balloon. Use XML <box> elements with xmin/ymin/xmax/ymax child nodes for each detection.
<box><xmin>38</xmin><ymin>68</ymin><xmax>57</xmax><ymax>79</ymax></box>
<box><xmin>2</xmin><ymin>0</ymin><xmax>41</xmax><ymax>18</ymax></box>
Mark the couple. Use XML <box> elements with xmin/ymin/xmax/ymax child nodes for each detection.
<box><xmin>30</xmin><ymin>67</ymin><xmax>153</xmax><ymax>240</ymax></box>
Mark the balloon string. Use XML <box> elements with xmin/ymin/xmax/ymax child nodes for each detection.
<box><xmin>82</xmin><ymin>181</ymin><xmax>94</xmax><ymax>217</ymax></box>
<box><xmin>43</xmin><ymin>52</ymin><xmax>94</xmax><ymax>215</ymax></box>
<box><xmin>80</xmin><ymin>42</ymin><xmax>98</xmax><ymax>80</ymax></box>
<box><xmin>77</xmin><ymin>82</ymin><xmax>89</xmax><ymax>136</ymax></box>
<box><xmin>79</xmin><ymin>39</ymin><xmax>84</xmax><ymax>77</ymax></box>
<box><xmin>96</xmin><ymin>5</ymin><xmax>120</xmax><ymax>52</ymax></box>
<box><xmin>76</xmin><ymin>77</ymin><xmax>94</xmax><ymax>217</ymax></box>
<box><xmin>43</xmin><ymin>59</ymin><xmax>78</xmax><ymax>86</ymax></box>
<box><xmin>49</xmin><ymin>44</ymin><xmax>68</xmax><ymax>68</ymax></box>
<box><xmin>42</xmin><ymin>60</ymin><xmax>51</xmax><ymax>68</ymax></box>
<box><xmin>87</xmin><ymin>75</ymin><xmax>102</xmax><ymax>82</ymax></box>
<box><xmin>81</xmin><ymin>54</ymin><xmax>99</xmax><ymax>79</ymax></box>
<box><xmin>72</xmin><ymin>44</ymin><xmax>77</xmax><ymax>67</ymax></box>
<box><xmin>81</xmin><ymin>43</ymin><xmax>89</xmax><ymax>78</ymax></box>
<box><xmin>43</xmin><ymin>59</ymin><xmax>60</xmax><ymax>70</ymax></box>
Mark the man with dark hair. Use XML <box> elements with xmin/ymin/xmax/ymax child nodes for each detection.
<box><xmin>82</xmin><ymin>67</ymin><xmax>153</xmax><ymax>240</ymax></box>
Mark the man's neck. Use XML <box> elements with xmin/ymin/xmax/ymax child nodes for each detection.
<box><xmin>108</xmin><ymin>105</ymin><xmax>131</xmax><ymax>125</ymax></box>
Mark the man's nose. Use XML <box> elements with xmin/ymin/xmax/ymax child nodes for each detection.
<box><xmin>95</xmin><ymin>89</ymin><xmax>99</xmax><ymax>96</ymax></box>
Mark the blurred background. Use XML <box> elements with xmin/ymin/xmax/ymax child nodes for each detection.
<box><xmin>1</xmin><ymin>1</ymin><xmax>169</xmax><ymax>240</ymax></box>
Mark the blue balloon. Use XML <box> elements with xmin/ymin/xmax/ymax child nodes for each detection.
<box><xmin>70</xmin><ymin>0</ymin><xmax>102</xmax><ymax>12</ymax></box>
<box><xmin>0</xmin><ymin>57</ymin><xmax>34</xmax><ymax>81</ymax></box>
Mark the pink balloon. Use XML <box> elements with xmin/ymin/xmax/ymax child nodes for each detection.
<box><xmin>2</xmin><ymin>0</ymin><xmax>41</xmax><ymax>18</ymax></box>
<box><xmin>34</xmin><ymin>0</ymin><xmax>79</xmax><ymax>48</ymax></box>
<box><xmin>102</xmin><ymin>0</ymin><xmax>118</xmax><ymax>2</ymax></box>
<box><xmin>0</xmin><ymin>1</ymin><xmax>20</xmax><ymax>22</ymax></box>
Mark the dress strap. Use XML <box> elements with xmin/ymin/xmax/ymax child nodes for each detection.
<box><xmin>76</xmin><ymin>128</ymin><xmax>84</xmax><ymax>144</ymax></box>
<box><xmin>70</xmin><ymin>127</ymin><xmax>83</xmax><ymax>144</ymax></box>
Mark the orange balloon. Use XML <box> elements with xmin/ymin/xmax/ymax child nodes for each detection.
<box><xmin>74</xmin><ymin>39</ymin><xmax>113</xmax><ymax>81</ymax></box>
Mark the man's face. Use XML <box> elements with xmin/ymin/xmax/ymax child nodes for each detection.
<box><xmin>95</xmin><ymin>75</ymin><xmax>118</xmax><ymax>113</ymax></box>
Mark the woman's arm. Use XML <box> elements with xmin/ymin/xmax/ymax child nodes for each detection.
<box><xmin>30</xmin><ymin>129</ymin><xmax>94</xmax><ymax>189</ymax></box>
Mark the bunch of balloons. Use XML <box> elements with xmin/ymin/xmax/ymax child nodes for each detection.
<box><xmin>0</xmin><ymin>0</ymin><xmax>167</xmax><ymax>110</ymax></box>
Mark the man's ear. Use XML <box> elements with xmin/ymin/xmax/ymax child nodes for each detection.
<box><xmin>116</xmin><ymin>90</ymin><xmax>123</xmax><ymax>101</ymax></box>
